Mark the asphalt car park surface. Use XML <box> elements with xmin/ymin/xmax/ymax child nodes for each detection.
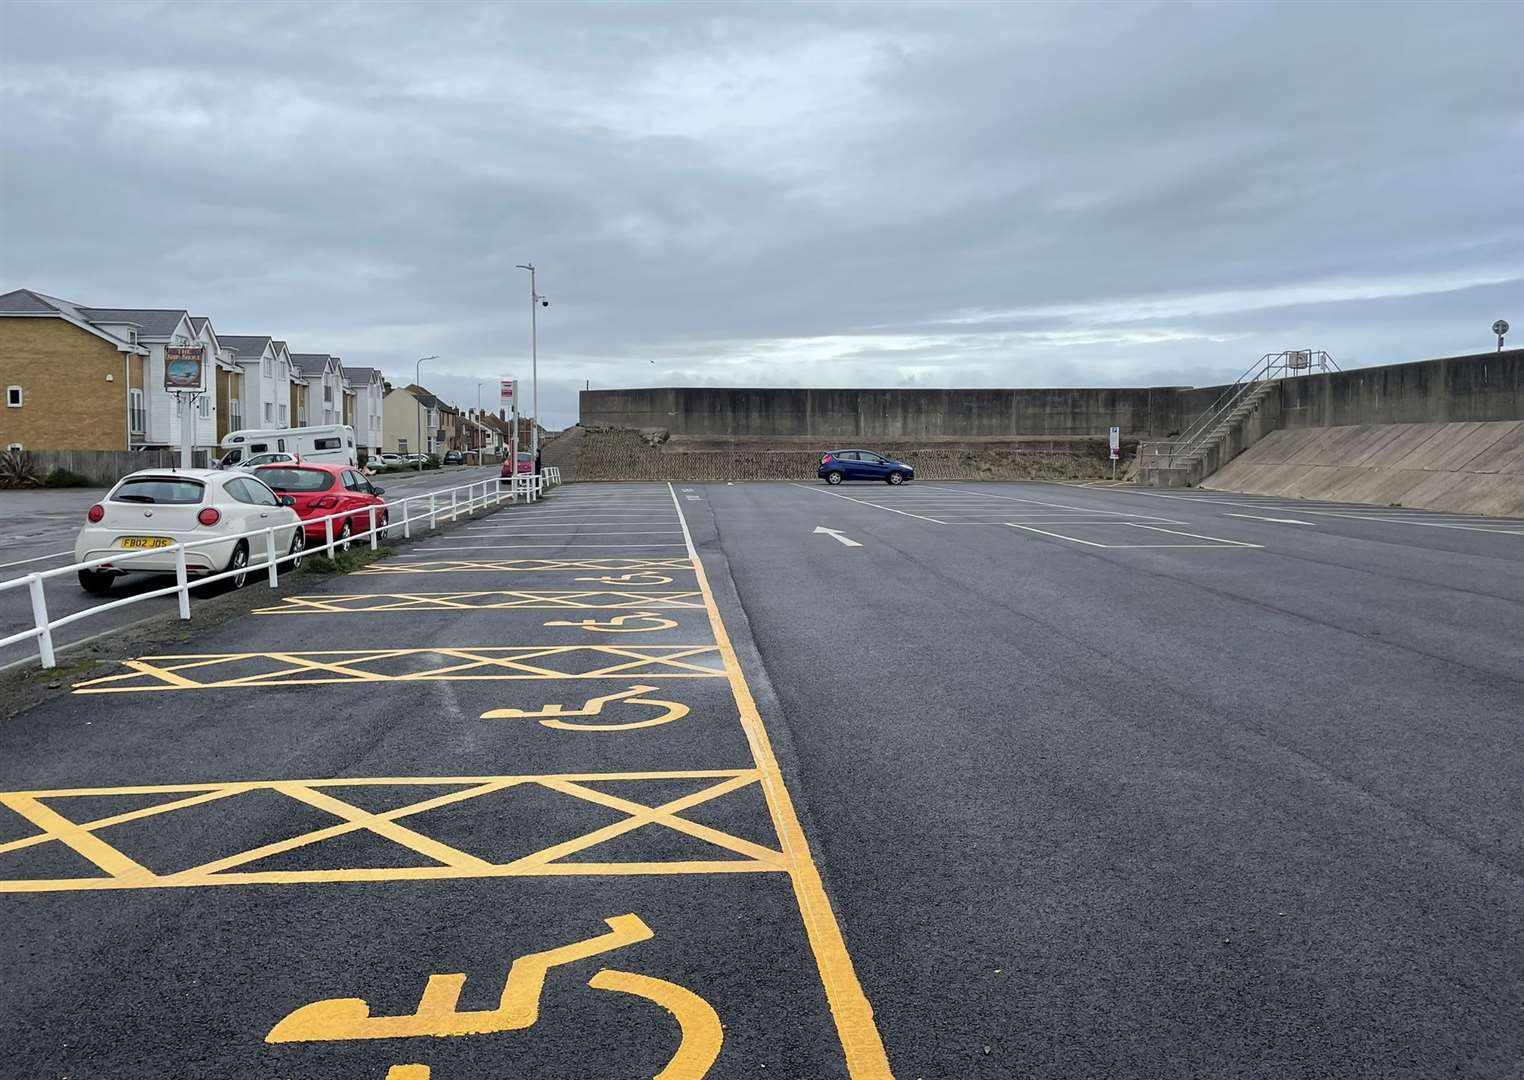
<box><xmin>0</xmin><ymin>464</ymin><xmax>503</xmax><ymax>668</ymax></box>
<box><xmin>1</xmin><ymin>478</ymin><xmax>1519</xmax><ymax>1078</ymax></box>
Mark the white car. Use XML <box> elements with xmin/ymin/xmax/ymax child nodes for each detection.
<box><xmin>233</xmin><ymin>452</ymin><xmax>298</xmax><ymax>471</ymax></box>
<box><xmin>376</xmin><ymin>453</ymin><xmax>403</xmax><ymax>466</ymax></box>
<box><xmin>74</xmin><ymin>469</ymin><xmax>305</xmax><ymax>594</ymax></box>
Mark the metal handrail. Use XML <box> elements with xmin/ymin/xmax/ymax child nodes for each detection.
<box><xmin>0</xmin><ymin>471</ymin><xmax>551</xmax><ymax>670</ymax></box>
<box><xmin>1140</xmin><ymin>350</ymin><xmax>1336</xmax><ymax>467</ymax></box>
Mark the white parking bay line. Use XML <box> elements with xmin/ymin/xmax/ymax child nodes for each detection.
<box><xmin>1127</xmin><ymin>524</ymin><xmax>1262</xmax><ymax>548</ymax></box>
<box><xmin>794</xmin><ymin>483</ymin><xmax>945</xmax><ymax>523</ymax></box>
<box><xmin>1004</xmin><ymin>524</ymin><xmax>1108</xmax><ymax>547</ymax></box>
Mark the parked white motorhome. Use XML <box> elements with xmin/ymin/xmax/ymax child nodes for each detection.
<box><xmin>217</xmin><ymin>425</ymin><xmax>358</xmax><ymax>468</ymax></box>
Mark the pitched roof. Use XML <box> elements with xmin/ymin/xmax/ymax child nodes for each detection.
<box><xmin>290</xmin><ymin>353</ymin><xmax>335</xmax><ymax>377</ymax></box>
<box><xmin>220</xmin><ymin>335</ymin><xmax>273</xmax><ymax>359</ymax></box>
<box><xmin>0</xmin><ymin>288</ymin><xmax>81</xmax><ymax>315</ymax></box>
<box><xmin>189</xmin><ymin>316</ymin><xmax>208</xmax><ymax>333</ymax></box>
<box><xmin>342</xmin><ymin>366</ymin><xmax>380</xmax><ymax>382</ymax></box>
<box><xmin>0</xmin><ymin>289</ymin><xmax>150</xmax><ymax>352</ymax></box>
<box><xmin>76</xmin><ymin>307</ymin><xmax>189</xmax><ymax>338</ymax></box>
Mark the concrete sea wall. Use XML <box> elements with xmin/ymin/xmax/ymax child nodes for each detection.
<box><xmin>581</xmin><ymin>350</ymin><xmax>1522</xmax><ymax>441</ymax></box>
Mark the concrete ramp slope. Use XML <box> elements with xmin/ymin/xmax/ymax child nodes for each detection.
<box><xmin>1201</xmin><ymin>420</ymin><xmax>1524</xmax><ymax>516</ymax></box>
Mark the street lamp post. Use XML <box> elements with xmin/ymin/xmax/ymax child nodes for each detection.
<box><xmin>515</xmin><ymin>263</ymin><xmax>545</xmax><ymax>469</ymax></box>
<box><xmin>476</xmin><ymin>380</ymin><xmax>496</xmax><ymax>459</ymax></box>
<box><xmin>415</xmin><ymin>355</ymin><xmax>438</xmax><ymax>472</ymax></box>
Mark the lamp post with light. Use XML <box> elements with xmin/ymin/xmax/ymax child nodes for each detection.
<box><xmin>414</xmin><ymin>355</ymin><xmax>438</xmax><ymax>472</ymax></box>
<box><xmin>515</xmin><ymin>263</ymin><xmax>546</xmax><ymax>467</ymax></box>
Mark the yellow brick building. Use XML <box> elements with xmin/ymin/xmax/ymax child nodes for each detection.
<box><xmin>0</xmin><ymin>291</ymin><xmax>150</xmax><ymax>451</ymax></box>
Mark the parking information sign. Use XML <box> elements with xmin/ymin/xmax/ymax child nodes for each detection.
<box><xmin>1109</xmin><ymin>426</ymin><xmax>1121</xmax><ymax>460</ymax></box>
<box><xmin>500</xmin><ymin>378</ymin><xmax>517</xmax><ymax>411</ymax></box>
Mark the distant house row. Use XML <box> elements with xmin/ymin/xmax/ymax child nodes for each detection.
<box><xmin>0</xmin><ymin>288</ymin><xmax>537</xmax><ymax>461</ymax></box>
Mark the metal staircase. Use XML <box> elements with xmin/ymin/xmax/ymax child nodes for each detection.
<box><xmin>1138</xmin><ymin>350</ymin><xmax>1337</xmax><ymax>482</ymax></box>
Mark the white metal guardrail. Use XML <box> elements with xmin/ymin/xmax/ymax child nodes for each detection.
<box><xmin>0</xmin><ymin>469</ymin><xmax>561</xmax><ymax>670</ymax></box>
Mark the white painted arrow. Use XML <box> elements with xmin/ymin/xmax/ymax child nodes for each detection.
<box><xmin>1223</xmin><ymin>513</ymin><xmax>1314</xmax><ymax>525</ymax></box>
<box><xmin>813</xmin><ymin>526</ymin><xmax>863</xmax><ymax>547</ymax></box>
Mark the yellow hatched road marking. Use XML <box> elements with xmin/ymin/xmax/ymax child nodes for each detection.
<box><xmin>71</xmin><ymin>646</ymin><xmax>727</xmax><ymax>693</ymax></box>
<box><xmin>0</xmin><ymin>770</ymin><xmax>781</xmax><ymax>892</ymax></box>
<box><xmin>665</xmin><ymin>482</ymin><xmax>894</xmax><ymax>1078</ymax></box>
<box><xmin>355</xmin><ymin>558</ymin><xmax>696</xmax><ymax>575</ymax></box>
<box><xmin>252</xmin><ymin>591</ymin><xmax>707</xmax><ymax>614</ymax></box>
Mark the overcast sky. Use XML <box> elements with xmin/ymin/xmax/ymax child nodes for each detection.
<box><xmin>2</xmin><ymin>0</ymin><xmax>1520</xmax><ymax>427</ymax></box>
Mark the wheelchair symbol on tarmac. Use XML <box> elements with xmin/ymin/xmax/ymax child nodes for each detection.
<box><xmin>544</xmin><ymin>612</ymin><xmax>678</xmax><ymax>633</ymax></box>
<box><xmin>267</xmin><ymin>913</ymin><xmax>722</xmax><ymax>1080</ymax></box>
<box><xmin>480</xmin><ymin>685</ymin><xmax>690</xmax><ymax>730</ymax></box>
<box><xmin>576</xmin><ymin>573</ymin><xmax>674</xmax><ymax>585</ymax></box>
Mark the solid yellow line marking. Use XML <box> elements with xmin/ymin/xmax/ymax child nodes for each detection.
<box><xmin>667</xmin><ymin>482</ymin><xmax>894</xmax><ymax>1078</ymax></box>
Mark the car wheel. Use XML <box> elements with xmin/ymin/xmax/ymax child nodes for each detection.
<box><xmin>224</xmin><ymin>542</ymin><xmax>250</xmax><ymax>592</ymax></box>
<box><xmin>337</xmin><ymin>519</ymin><xmax>353</xmax><ymax>552</ymax></box>
<box><xmin>886</xmin><ymin>471</ymin><xmax>905</xmax><ymax>485</ymax></box>
<box><xmin>825</xmin><ymin>471</ymin><xmax>844</xmax><ymax>485</ymax></box>
<box><xmin>288</xmin><ymin>527</ymin><xmax>306</xmax><ymax>570</ymax></box>
<box><xmin>78</xmin><ymin>569</ymin><xmax>114</xmax><ymax>595</ymax></box>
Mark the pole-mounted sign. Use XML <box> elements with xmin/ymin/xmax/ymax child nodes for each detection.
<box><xmin>1109</xmin><ymin>426</ymin><xmax>1121</xmax><ymax>460</ymax></box>
<box><xmin>164</xmin><ymin>346</ymin><xmax>207</xmax><ymax>392</ymax></box>
<box><xmin>1494</xmin><ymin>320</ymin><xmax>1509</xmax><ymax>353</ymax></box>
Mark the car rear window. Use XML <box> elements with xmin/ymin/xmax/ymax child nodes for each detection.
<box><xmin>257</xmin><ymin>467</ymin><xmax>334</xmax><ymax>492</ymax></box>
<box><xmin>111</xmin><ymin>478</ymin><xmax>205</xmax><ymax>504</ymax></box>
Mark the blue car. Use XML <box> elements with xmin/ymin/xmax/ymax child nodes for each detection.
<box><xmin>818</xmin><ymin>449</ymin><xmax>915</xmax><ymax>485</ymax></box>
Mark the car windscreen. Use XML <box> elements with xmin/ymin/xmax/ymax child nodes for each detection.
<box><xmin>110</xmin><ymin>478</ymin><xmax>205</xmax><ymax>504</ymax></box>
<box><xmin>256</xmin><ymin>468</ymin><xmax>334</xmax><ymax>492</ymax></box>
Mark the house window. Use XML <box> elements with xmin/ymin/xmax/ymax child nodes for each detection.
<box><xmin>229</xmin><ymin>397</ymin><xmax>242</xmax><ymax>431</ymax></box>
<box><xmin>398</xmin><ymin>439</ymin><xmax>409</xmax><ymax>454</ymax></box>
<box><xmin>262</xmin><ymin>357</ymin><xmax>271</xmax><ymax>378</ymax></box>
<box><xmin>264</xmin><ymin>402</ymin><xmax>274</xmax><ymax>424</ymax></box>
<box><xmin>198</xmin><ymin>395</ymin><xmax>211</xmax><ymax>418</ymax></box>
<box><xmin>279</xmin><ymin>404</ymin><xmax>288</xmax><ymax>425</ymax></box>
<box><xmin>5</xmin><ymin>385</ymin><xmax>21</xmax><ymax>408</ymax></box>
<box><xmin>129</xmin><ymin>389</ymin><xmax>146</xmax><ymax>433</ymax></box>
<box><xmin>323</xmin><ymin>384</ymin><xmax>333</xmax><ymax>404</ymax></box>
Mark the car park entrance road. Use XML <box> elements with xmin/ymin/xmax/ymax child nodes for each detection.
<box><xmin>2</xmin><ymin>479</ymin><xmax>1520</xmax><ymax>1078</ymax></box>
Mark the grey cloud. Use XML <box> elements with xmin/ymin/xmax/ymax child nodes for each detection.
<box><xmin>2</xmin><ymin>0</ymin><xmax>1520</xmax><ymax>428</ymax></box>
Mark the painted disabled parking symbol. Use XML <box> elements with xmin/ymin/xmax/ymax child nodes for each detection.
<box><xmin>480</xmin><ymin>685</ymin><xmax>689</xmax><ymax>730</ymax></box>
<box><xmin>267</xmin><ymin>914</ymin><xmax>721</xmax><ymax>1080</ymax></box>
<box><xmin>544</xmin><ymin>612</ymin><xmax>679</xmax><ymax>632</ymax></box>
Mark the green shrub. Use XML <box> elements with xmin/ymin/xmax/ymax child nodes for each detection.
<box><xmin>301</xmin><ymin>545</ymin><xmax>395</xmax><ymax>575</ymax></box>
<box><xmin>0</xmin><ymin>449</ymin><xmax>40</xmax><ymax>489</ymax></box>
<box><xmin>357</xmin><ymin>450</ymin><xmax>369</xmax><ymax>468</ymax></box>
<box><xmin>43</xmin><ymin>467</ymin><xmax>93</xmax><ymax>488</ymax></box>
<box><xmin>423</xmin><ymin>455</ymin><xmax>442</xmax><ymax>470</ymax></box>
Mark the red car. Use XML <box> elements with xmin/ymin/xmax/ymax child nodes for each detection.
<box><xmin>500</xmin><ymin>452</ymin><xmax>534</xmax><ymax>478</ymax></box>
<box><xmin>255</xmin><ymin>463</ymin><xmax>388</xmax><ymax>546</ymax></box>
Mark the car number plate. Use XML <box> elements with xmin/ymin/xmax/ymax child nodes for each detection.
<box><xmin>119</xmin><ymin>536</ymin><xmax>173</xmax><ymax>549</ymax></box>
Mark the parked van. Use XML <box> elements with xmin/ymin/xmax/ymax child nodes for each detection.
<box><xmin>217</xmin><ymin>425</ymin><xmax>358</xmax><ymax>468</ymax></box>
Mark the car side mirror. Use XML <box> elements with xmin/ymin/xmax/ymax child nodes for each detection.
<box><xmin>371</xmin><ymin>486</ymin><xmax>385</xmax><ymax>495</ymax></box>
<box><xmin>280</xmin><ymin>495</ymin><xmax>296</xmax><ymax>507</ymax></box>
